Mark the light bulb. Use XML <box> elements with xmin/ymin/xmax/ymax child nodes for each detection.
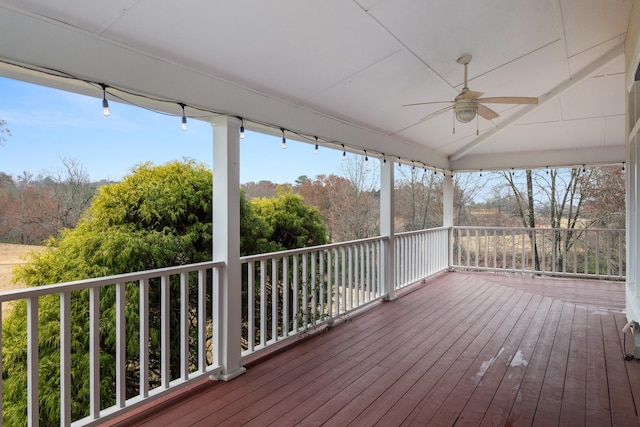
<box><xmin>364</xmin><ymin>151</ymin><xmax>368</xmax><ymax>164</ymax></box>
<box><xmin>180</xmin><ymin>104</ymin><xmax>187</xmax><ymax>131</ymax></box>
<box><xmin>101</xmin><ymin>84</ymin><xmax>110</xmax><ymax>117</ymax></box>
<box><xmin>240</xmin><ymin>121</ymin><xmax>245</xmax><ymax>139</ymax></box>
<box><xmin>314</xmin><ymin>144</ymin><xmax>319</xmax><ymax>155</ymax></box>
<box><xmin>341</xmin><ymin>144</ymin><xmax>346</xmax><ymax>160</ymax></box>
<box><xmin>281</xmin><ymin>128</ymin><xmax>286</xmax><ymax>149</ymax></box>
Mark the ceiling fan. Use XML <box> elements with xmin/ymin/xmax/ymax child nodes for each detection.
<box><xmin>404</xmin><ymin>55</ymin><xmax>538</xmax><ymax>124</ymax></box>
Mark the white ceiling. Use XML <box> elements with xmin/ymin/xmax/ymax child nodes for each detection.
<box><xmin>0</xmin><ymin>0</ymin><xmax>634</xmax><ymax>171</ymax></box>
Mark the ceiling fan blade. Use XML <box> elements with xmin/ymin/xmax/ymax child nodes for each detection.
<box><xmin>419</xmin><ymin>105</ymin><xmax>454</xmax><ymax>122</ymax></box>
<box><xmin>477</xmin><ymin>104</ymin><xmax>499</xmax><ymax>120</ymax></box>
<box><xmin>402</xmin><ymin>100</ymin><xmax>452</xmax><ymax>107</ymax></box>
<box><xmin>477</xmin><ymin>96</ymin><xmax>538</xmax><ymax>104</ymax></box>
<box><xmin>460</xmin><ymin>90</ymin><xmax>484</xmax><ymax>100</ymax></box>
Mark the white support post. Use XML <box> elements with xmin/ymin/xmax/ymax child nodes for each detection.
<box><xmin>443</xmin><ymin>174</ymin><xmax>454</xmax><ymax>270</ymax></box>
<box><xmin>380</xmin><ymin>158</ymin><xmax>395</xmax><ymax>300</ymax></box>
<box><xmin>211</xmin><ymin>116</ymin><xmax>246</xmax><ymax>381</ymax></box>
<box><xmin>628</xmin><ymin>137</ymin><xmax>636</xmax><ymax>292</ymax></box>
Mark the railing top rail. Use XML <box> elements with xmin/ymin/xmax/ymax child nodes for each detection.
<box><xmin>396</xmin><ymin>226</ymin><xmax>450</xmax><ymax>238</ymax></box>
<box><xmin>452</xmin><ymin>226</ymin><xmax>625</xmax><ymax>233</ymax></box>
<box><xmin>240</xmin><ymin>235</ymin><xmax>389</xmax><ymax>263</ymax></box>
<box><xmin>0</xmin><ymin>260</ymin><xmax>225</xmax><ymax>302</ymax></box>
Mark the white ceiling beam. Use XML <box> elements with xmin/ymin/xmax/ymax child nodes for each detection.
<box><xmin>449</xmin><ymin>42</ymin><xmax>625</xmax><ymax>163</ymax></box>
<box><xmin>451</xmin><ymin>146</ymin><xmax>625</xmax><ymax>172</ymax></box>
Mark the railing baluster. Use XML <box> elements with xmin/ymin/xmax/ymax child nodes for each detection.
<box><xmin>179</xmin><ymin>273</ymin><xmax>189</xmax><ymax>380</ymax></box>
<box><xmin>27</xmin><ymin>297</ymin><xmax>39</xmax><ymax>427</ymax></box>
<box><xmin>160</xmin><ymin>275</ymin><xmax>170</xmax><ymax>389</ymax></box>
<box><xmin>347</xmin><ymin>246</ymin><xmax>353</xmax><ymax>310</ymax></box>
<box><xmin>562</xmin><ymin>229</ymin><xmax>567</xmax><ymax>273</ymax></box>
<box><xmin>89</xmin><ymin>287</ymin><xmax>100</xmax><ymax>419</ymax></box>
<box><xmin>302</xmin><ymin>254</ymin><xmax>308</xmax><ymax>328</ymax></box>
<box><xmin>271</xmin><ymin>258</ymin><xmax>278</xmax><ymax>340</ymax></box>
<box><xmin>260</xmin><ymin>260</ymin><xmax>266</xmax><ymax>346</ymax></box>
<box><xmin>584</xmin><ymin>230</ymin><xmax>589</xmax><ymax>275</ymax></box>
<box><xmin>334</xmin><ymin>247</ymin><xmax>345</xmax><ymax>314</ymax></box>
<box><xmin>596</xmin><ymin>231</ymin><xmax>600</xmax><ymax>276</ymax></box>
<box><xmin>310</xmin><ymin>252</ymin><xmax>317</xmax><ymax>326</ymax></box>
<box><xmin>366</xmin><ymin>242</ymin><xmax>371</xmax><ymax>301</ymax></box>
<box><xmin>60</xmin><ymin>292</ymin><xmax>71</xmax><ymax>426</ymax></box>
<box><xmin>212</xmin><ymin>266</ymin><xmax>222</xmax><ymax>368</ymax></box>
<box><xmin>319</xmin><ymin>251</ymin><xmax>325</xmax><ymax>321</ymax></box>
<box><xmin>293</xmin><ymin>255</ymin><xmax>299</xmax><ymax>331</ymax></box>
<box><xmin>116</xmin><ymin>281</ymin><xmax>126</xmax><ymax>407</ymax></box>
<box><xmin>198</xmin><ymin>269</ymin><xmax>206</xmax><ymax>372</ymax></box>
<box><xmin>247</xmin><ymin>262</ymin><xmax>255</xmax><ymax>352</ymax></box>
<box><xmin>619</xmin><ymin>231</ymin><xmax>624</xmax><ymax>276</ymax></box>
<box><xmin>607</xmin><ymin>231</ymin><xmax>612</xmax><ymax>277</ymax></box>
<box><xmin>573</xmin><ymin>231</ymin><xmax>578</xmax><ymax>274</ymax></box>
<box><xmin>140</xmin><ymin>278</ymin><xmax>149</xmax><ymax>398</ymax></box>
<box><xmin>283</xmin><ymin>256</ymin><xmax>289</xmax><ymax>336</ymax></box>
<box><xmin>326</xmin><ymin>250</ymin><xmax>332</xmax><ymax>318</ymax></box>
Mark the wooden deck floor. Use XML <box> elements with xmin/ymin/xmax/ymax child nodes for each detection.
<box><xmin>108</xmin><ymin>272</ymin><xmax>640</xmax><ymax>426</ymax></box>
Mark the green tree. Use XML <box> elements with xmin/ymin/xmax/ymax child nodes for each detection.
<box><xmin>2</xmin><ymin>160</ymin><xmax>329</xmax><ymax>425</ymax></box>
<box><xmin>251</xmin><ymin>187</ymin><xmax>328</xmax><ymax>250</ymax></box>
<box><xmin>4</xmin><ymin>160</ymin><xmax>214</xmax><ymax>425</ymax></box>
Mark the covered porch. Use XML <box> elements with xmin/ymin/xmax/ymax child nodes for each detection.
<box><xmin>107</xmin><ymin>271</ymin><xmax>637</xmax><ymax>426</ymax></box>
<box><xmin>0</xmin><ymin>0</ymin><xmax>639</xmax><ymax>425</ymax></box>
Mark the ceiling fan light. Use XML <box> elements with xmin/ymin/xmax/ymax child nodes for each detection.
<box><xmin>454</xmin><ymin>100</ymin><xmax>477</xmax><ymax>123</ymax></box>
<box><xmin>455</xmin><ymin>107</ymin><xmax>476</xmax><ymax>123</ymax></box>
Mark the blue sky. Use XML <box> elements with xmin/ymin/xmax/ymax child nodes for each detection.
<box><xmin>0</xmin><ymin>76</ymin><xmax>351</xmax><ymax>184</ymax></box>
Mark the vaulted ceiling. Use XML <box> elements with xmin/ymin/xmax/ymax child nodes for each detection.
<box><xmin>0</xmin><ymin>0</ymin><xmax>634</xmax><ymax>171</ymax></box>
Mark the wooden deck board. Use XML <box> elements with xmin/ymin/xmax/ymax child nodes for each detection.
<box><xmin>106</xmin><ymin>272</ymin><xmax>639</xmax><ymax>427</ymax></box>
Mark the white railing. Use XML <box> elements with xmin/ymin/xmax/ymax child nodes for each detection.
<box><xmin>395</xmin><ymin>227</ymin><xmax>450</xmax><ymax>289</ymax></box>
<box><xmin>240</xmin><ymin>237</ymin><xmax>388</xmax><ymax>358</ymax></box>
<box><xmin>5</xmin><ymin>225</ymin><xmax>627</xmax><ymax>425</ymax></box>
<box><xmin>452</xmin><ymin>226</ymin><xmax>625</xmax><ymax>279</ymax></box>
<box><xmin>0</xmin><ymin>261</ymin><xmax>224</xmax><ymax>426</ymax></box>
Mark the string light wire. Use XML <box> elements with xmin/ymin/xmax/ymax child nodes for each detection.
<box><xmin>0</xmin><ymin>58</ymin><xmax>477</xmax><ymax>179</ymax></box>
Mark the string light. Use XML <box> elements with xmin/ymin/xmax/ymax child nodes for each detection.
<box><xmin>479</xmin><ymin>169</ymin><xmax>483</xmax><ymax>177</ymax></box>
<box><xmin>382</xmin><ymin>153</ymin><xmax>386</xmax><ymax>164</ymax></box>
<box><xmin>179</xmin><ymin>103</ymin><xmax>188</xmax><ymax>131</ymax></box>
<box><xmin>101</xmin><ymin>84</ymin><xmax>110</xmax><ymax>117</ymax></box>
<box><xmin>582</xmin><ymin>164</ymin><xmax>586</xmax><ymax>173</ymax></box>
<box><xmin>364</xmin><ymin>150</ymin><xmax>368</xmax><ymax>164</ymax></box>
<box><xmin>314</xmin><ymin>137</ymin><xmax>319</xmax><ymax>155</ymax></box>
<box><xmin>546</xmin><ymin>166</ymin><xmax>549</xmax><ymax>174</ymax></box>
<box><xmin>412</xmin><ymin>161</ymin><xmax>415</xmax><ymax>171</ymax></box>
<box><xmin>15</xmin><ymin>62</ymin><xmax>447</xmax><ymax>175</ymax></box>
<box><xmin>511</xmin><ymin>168</ymin><xmax>515</xmax><ymax>176</ymax></box>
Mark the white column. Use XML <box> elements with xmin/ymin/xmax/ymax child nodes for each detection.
<box><xmin>380</xmin><ymin>158</ymin><xmax>395</xmax><ymax>300</ymax></box>
<box><xmin>211</xmin><ymin>116</ymin><xmax>246</xmax><ymax>381</ymax></box>
<box><xmin>627</xmin><ymin>137</ymin><xmax>636</xmax><ymax>295</ymax></box>
<box><xmin>442</xmin><ymin>174</ymin><xmax>454</xmax><ymax>228</ymax></box>
<box><xmin>442</xmin><ymin>174</ymin><xmax>454</xmax><ymax>269</ymax></box>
